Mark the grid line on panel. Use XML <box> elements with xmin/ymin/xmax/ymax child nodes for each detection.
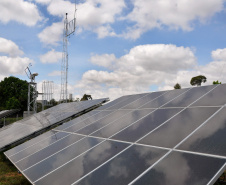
<box><xmin>174</xmin><ymin>149</ymin><xmax>226</xmax><ymax>160</ymax></box>
<box><xmin>118</xmin><ymin>92</ymin><xmax>163</xmax><ymax>110</ymax></box>
<box><xmin>128</xmin><ymin>110</ymin><xmax>225</xmax><ymax>184</ymax></box>
<box><xmin>22</xmin><ymin>135</ymin><xmax>87</xmax><ymax>172</ymax></box>
<box><xmin>33</xmin><ymin>138</ymin><xmax>111</xmax><ymax>183</ymax></box>
<box><xmin>32</xmin><ymin>88</ymin><xmax>201</xmax><ymax>184</ymax></box>
<box><xmin>137</xmin><ymin>87</ymin><xmax>191</xmax><ymax>108</ymax></box>
<box><xmin>52</xmin><ymin>129</ymin><xmax>172</xmax><ymax>151</ymax></box>
<box><xmin>106</xmin><ymin>89</ymin><xmax>193</xmax><ymax>142</ymax></box>
<box><xmin>207</xmin><ymin>162</ymin><xmax>226</xmax><ymax>185</ymax></box>
<box><xmin>125</xmin><ymin>85</ymin><xmax>223</xmax><ymax>185</ymax></box>
<box><xmin>98</xmin><ymin>94</ymin><xmax>136</xmax><ymax>110</ymax></box>
<box><xmin>73</xmin><ymin>89</ymin><xmax>187</xmax><ymax>137</ymax></box>
<box><xmin>6</xmin><ymin>154</ymin><xmax>34</xmax><ymax>185</ymax></box>
<box><xmin>13</xmin><ymin>133</ymin><xmax>72</xmax><ymax>164</ymax></box>
<box><xmin>134</xmin><ymin>85</ymin><xmax>220</xmax><ymax>145</ymax></box>
<box><xmin>84</xmin><ymin>109</ymin><xmax>155</xmax><ymax>137</ymax></box>
<box><xmin>105</xmin><ymin>93</ymin><xmax>150</xmax><ymax>110</ymax></box>
<box><xmin>128</xmin><ymin>150</ymin><xmax>172</xmax><ymax>185</ymax></box>
<box><xmin>7</xmin><ymin>131</ymin><xmax>65</xmax><ymax>158</ymax></box>
<box><xmin>174</xmin><ymin>106</ymin><xmax>225</xmax><ymax>149</ymax></box>
<box><xmin>70</xmin><ymin>144</ymin><xmax>134</xmax><ymax>185</ymax></box>
<box><xmin>0</xmin><ymin>99</ymin><xmax>108</xmax><ymax>151</ymax></box>
<box><xmin>55</xmin><ymin>109</ymin><xmax>114</xmax><ymax>133</ymax></box>
<box><xmin>97</xmin><ymin>96</ymin><xmax>131</xmax><ymax>110</ymax></box>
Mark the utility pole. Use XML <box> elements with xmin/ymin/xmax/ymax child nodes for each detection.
<box><xmin>60</xmin><ymin>2</ymin><xmax>76</xmax><ymax>103</ymax></box>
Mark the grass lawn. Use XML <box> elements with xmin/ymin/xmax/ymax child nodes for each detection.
<box><xmin>0</xmin><ymin>152</ymin><xmax>31</xmax><ymax>185</ymax></box>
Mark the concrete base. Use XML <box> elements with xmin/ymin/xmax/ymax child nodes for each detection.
<box><xmin>23</xmin><ymin>111</ymin><xmax>35</xmax><ymax>118</ymax></box>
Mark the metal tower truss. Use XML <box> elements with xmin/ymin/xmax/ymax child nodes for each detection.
<box><xmin>42</xmin><ymin>81</ymin><xmax>54</xmax><ymax>110</ymax></box>
<box><xmin>28</xmin><ymin>82</ymin><xmax>38</xmax><ymax>113</ymax></box>
<box><xmin>25</xmin><ymin>64</ymin><xmax>39</xmax><ymax>115</ymax></box>
<box><xmin>60</xmin><ymin>3</ymin><xmax>76</xmax><ymax>103</ymax></box>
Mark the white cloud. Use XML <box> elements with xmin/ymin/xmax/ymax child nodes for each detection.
<box><xmin>38</xmin><ymin>22</ymin><xmax>63</xmax><ymax>46</ymax></box>
<box><xmin>40</xmin><ymin>49</ymin><xmax>62</xmax><ymax>63</ymax></box>
<box><xmin>211</xmin><ymin>48</ymin><xmax>226</xmax><ymax>61</ymax></box>
<box><xmin>90</xmin><ymin>53</ymin><xmax>116</xmax><ymax>68</ymax></box>
<box><xmin>35</xmin><ymin>0</ymin><xmax>52</xmax><ymax>5</ymax></box>
<box><xmin>0</xmin><ymin>0</ymin><xmax>42</xmax><ymax>26</ymax></box>
<box><xmin>37</xmin><ymin>0</ymin><xmax>125</xmax><ymax>41</ymax></box>
<box><xmin>48</xmin><ymin>70</ymin><xmax>61</xmax><ymax>76</ymax></box>
<box><xmin>0</xmin><ymin>37</ymin><xmax>24</xmax><ymax>57</ymax></box>
<box><xmin>0</xmin><ymin>56</ymin><xmax>34</xmax><ymax>76</ymax></box>
<box><xmin>73</xmin><ymin>45</ymin><xmax>226</xmax><ymax>100</ymax></box>
<box><xmin>75</xmin><ymin>44</ymin><xmax>197</xmax><ymax>99</ymax></box>
<box><xmin>123</xmin><ymin>0</ymin><xmax>224</xmax><ymax>39</ymax></box>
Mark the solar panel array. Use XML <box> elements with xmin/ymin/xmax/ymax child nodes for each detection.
<box><xmin>0</xmin><ymin>109</ymin><xmax>20</xmax><ymax>119</ymax></box>
<box><xmin>0</xmin><ymin>98</ymin><xmax>108</xmax><ymax>151</ymax></box>
<box><xmin>5</xmin><ymin>84</ymin><xmax>226</xmax><ymax>185</ymax></box>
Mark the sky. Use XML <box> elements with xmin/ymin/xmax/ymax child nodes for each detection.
<box><xmin>1</xmin><ymin>0</ymin><xmax>226</xmax><ymax>101</ymax></box>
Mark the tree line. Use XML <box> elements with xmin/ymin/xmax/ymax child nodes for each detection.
<box><xmin>0</xmin><ymin>76</ymin><xmax>93</xmax><ymax>112</ymax></box>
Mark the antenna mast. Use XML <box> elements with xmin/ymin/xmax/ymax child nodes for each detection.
<box><xmin>60</xmin><ymin>1</ymin><xmax>76</xmax><ymax>103</ymax></box>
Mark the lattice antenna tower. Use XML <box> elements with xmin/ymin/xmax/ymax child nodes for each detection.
<box><xmin>25</xmin><ymin>63</ymin><xmax>39</xmax><ymax>115</ymax></box>
<box><xmin>60</xmin><ymin>1</ymin><xmax>76</xmax><ymax>103</ymax></box>
<box><xmin>42</xmin><ymin>81</ymin><xmax>54</xmax><ymax>111</ymax></box>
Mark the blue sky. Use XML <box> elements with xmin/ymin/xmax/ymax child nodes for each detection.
<box><xmin>1</xmin><ymin>0</ymin><xmax>226</xmax><ymax>100</ymax></box>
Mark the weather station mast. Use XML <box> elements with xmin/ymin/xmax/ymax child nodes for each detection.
<box><xmin>60</xmin><ymin>1</ymin><xmax>76</xmax><ymax>103</ymax></box>
<box><xmin>25</xmin><ymin>64</ymin><xmax>39</xmax><ymax>115</ymax></box>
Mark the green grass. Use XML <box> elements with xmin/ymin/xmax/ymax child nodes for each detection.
<box><xmin>0</xmin><ymin>152</ymin><xmax>31</xmax><ymax>185</ymax></box>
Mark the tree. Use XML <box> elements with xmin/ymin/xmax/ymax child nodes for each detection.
<box><xmin>213</xmin><ymin>80</ymin><xmax>221</xmax><ymax>85</ymax></box>
<box><xmin>49</xmin><ymin>99</ymin><xmax>58</xmax><ymax>106</ymax></box>
<box><xmin>174</xmin><ymin>83</ymin><xmax>181</xmax><ymax>89</ymax></box>
<box><xmin>81</xmin><ymin>94</ymin><xmax>92</xmax><ymax>101</ymax></box>
<box><xmin>6</xmin><ymin>97</ymin><xmax>21</xmax><ymax>109</ymax></box>
<box><xmin>190</xmin><ymin>75</ymin><xmax>207</xmax><ymax>86</ymax></box>
<box><xmin>0</xmin><ymin>76</ymin><xmax>28</xmax><ymax>111</ymax></box>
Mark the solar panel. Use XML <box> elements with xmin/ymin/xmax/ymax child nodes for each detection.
<box><xmin>4</xmin><ymin>84</ymin><xmax>226</xmax><ymax>185</ymax></box>
<box><xmin>0</xmin><ymin>98</ymin><xmax>108</xmax><ymax>151</ymax></box>
<box><xmin>0</xmin><ymin>109</ymin><xmax>20</xmax><ymax>119</ymax></box>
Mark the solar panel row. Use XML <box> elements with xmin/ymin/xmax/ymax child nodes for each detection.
<box><xmin>5</xmin><ymin>84</ymin><xmax>226</xmax><ymax>185</ymax></box>
<box><xmin>0</xmin><ymin>109</ymin><xmax>20</xmax><ymax>119</ymax></box>
<box><xmin>0</xmin><ymin>98</ymin><xmax>108</xmax><ymax>151</ymax></box>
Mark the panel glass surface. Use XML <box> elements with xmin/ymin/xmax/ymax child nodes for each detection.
<box><xmin>0</xmin><ymin>98</ymin><xmax>109</xmax><ymax>151</ymax></box>
<box><xmin>23</xmin><ymin>137</ymin><xmax>104</xmax><ymax>182</ymax></box>
<box><xmin>106</xmin><ymin>93</ymin><xmax>148</xmax><ymax>110</ymax></box>
<box><xmin>91</xmin><ymin>109</ymin><xmax>155</xmax><ymax>138</ymax></box>
<box><xmin>5</xmin><ymin>130</ymin><xmax>61</xmax><ymax>157</ymax></box>
<box><xmin>0</xmin><ymin>123</ymin><xmax>41</xmax><ymax>149</ymax></box>
<box><xmin>34</xmin><ymin>140</ymin><xmax>129</xmax><ymax>185</ymax></box>
<box><xmin>139</xmin><ymin>88</ymin><xmax>189</xmax><ymax>109</ymax></box>
<box><xmin>177</xmin><ymin>107</ymin><xmax>226</xmax><ymax>156</ymax></box>
<box><xmin>76</xmin><ymin>145</ymin><xmax>168</xmax><ymax>185</ymax></box>
<box><xmin>112</xmin><ymin>108</ymin><xmax>182</xmax><ymax>142</ymax></box>
<box><xmin>96</xmin><ymin>96</ymin><xmax>130</xmax><ymax>110</ymax></box>
<box><xmin>56</xmin><ymin>111</ymin><xmax>113</xmax><ymax>132</ymax></box>
<box><xmin>138</xmin><ymin>107</ymin><xmax>220</xmax><ymax>148</ymax></box>
<box><xmin>7</xmin><ymin>131</ymin><xmax>70</xmax><ymax>162</ymax></box>
<box><xmin>76</xmin><ymin>110</ymin><xmax>131</xmax><ymax>135</ymax></box>
<box><xmin>191</xmin><ymin>84</ymin><xmax>226</xmax><ymax>107</ymax></box>
<box><xmin>163</xmin><ymin>85</ymin><xmax>215</xmax><ymax>108</ymax></box>
<box><xmin>121</xmin><ymin>91</ymin><xmax>166</xmax><ymax>109</ymax></box>
<box><xmin>133</xmin><ymin>151</ymin><xmax>226</xmax><ymax>185</ymax></box>
<box><xmin>13</xmin><ymin>134</ymin><xmax>84</xmax><ymax>167</ymax></box>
